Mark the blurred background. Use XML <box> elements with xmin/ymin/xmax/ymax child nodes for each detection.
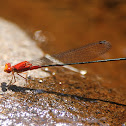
<box><xmin>0</xmin><ymin>0</ymin><xmax>126</xmax><ymax>91</ymax></box>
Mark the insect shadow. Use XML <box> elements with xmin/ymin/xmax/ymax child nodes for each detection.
<box><xmin>1</xmin><ymin>82</ymin><xmax>126</xmax><ymax>107</ymax></box>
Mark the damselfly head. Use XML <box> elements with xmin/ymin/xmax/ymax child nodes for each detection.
<box><xmin>4</xmin><ymin>63</ymin><xmax>12</xmax><ymax>73</ymax></box>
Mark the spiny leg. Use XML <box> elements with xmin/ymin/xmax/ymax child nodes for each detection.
<box><xmin>17</xmin><ymin>73</ymin><xmax>28</xmax><ymax>84</ymax></box>
<box><xmin>8</xmin><ymin>71</ymin><xmax>16</xmax><ymax>85</ymax></box>
<box><xmin>8</xmin><ymin>75</ymin><xmax>13</xmax><ymax>85</ymax></box>
<box><xmin>8</xmin><ymin>72</ymin><xmax>28</xmax><ymax>86</ymax></box>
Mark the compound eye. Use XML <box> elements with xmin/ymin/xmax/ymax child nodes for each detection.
<box><xmin>4</xmin><ymin>63</ymin><xmax>12</xmax><ymax>73</ymax></box>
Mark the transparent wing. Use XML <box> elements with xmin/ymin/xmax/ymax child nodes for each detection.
<box><xmin>30</xmin><ymin>40</ymin><xmax>111</xmax><ymax>66</ymax></box>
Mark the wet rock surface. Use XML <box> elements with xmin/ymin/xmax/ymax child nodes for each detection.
<box><xmin>1</xmin><ymin>69</ymin><xmax>126</xmax><ymax>125</ymax></box>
